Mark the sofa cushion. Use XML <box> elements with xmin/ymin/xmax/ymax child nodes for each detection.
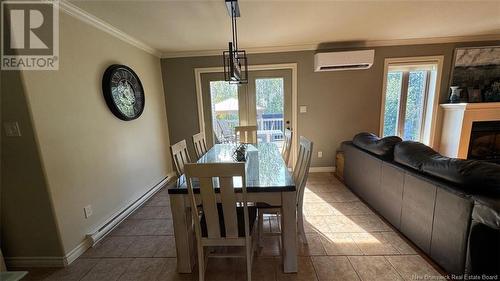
<box><xmin>394</xmin><ymin>141</ymin><xmax>439</xmax><ymax>171</ymax></box>
<box><xmin>422</xmin><ymin>156</ymin><xmax>500</xmax><ymax>195</ymax></box>
<box><xmin>394</xmin><ymin>141</ymin><xmax>500</xmax><ymax>195</ymax></box>
<box><xmin>352</xmin><ymin>133</ymin><xmax>402</xmax><ymax>159</ymax></box>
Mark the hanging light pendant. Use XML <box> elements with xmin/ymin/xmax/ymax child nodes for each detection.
<box><xmin>223</xmin><ymin>0</ymin><xmax>248</xmax><ymax>84</ymax></box>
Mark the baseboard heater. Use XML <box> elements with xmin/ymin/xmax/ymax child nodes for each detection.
<box><xmin>86</xmin><ymin>174</ymin><xmax>174</xmax><ymax>246</ymax></box>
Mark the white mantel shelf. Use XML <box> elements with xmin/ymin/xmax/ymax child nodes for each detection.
<box><xmin>439</xmin><ymin>102</ymin><xmax>500</xmax><ymax>159</ymax></box>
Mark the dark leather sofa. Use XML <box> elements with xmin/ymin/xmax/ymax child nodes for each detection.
<box><xmin>342</xmin><ymin>133</ymin><xmax>500</xmax><ymax>277</ymax></box>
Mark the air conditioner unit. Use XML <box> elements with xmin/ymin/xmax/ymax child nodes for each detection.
<box><xmin>314</xmin><ymin>50</ymin><xmax>375</xmax><ymax>72</ymax></box>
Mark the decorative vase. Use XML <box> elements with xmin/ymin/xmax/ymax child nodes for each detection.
<box><xmin>450</xmin><ymin>86</ymin><xmax>462</xmax><ymax>103</ymax></box>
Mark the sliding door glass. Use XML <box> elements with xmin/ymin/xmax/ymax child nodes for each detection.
<box><xmin>255</xmin><ymin>78</ymin><xmax>285</xmax><ymax>145</ymax></box>
<box><xmin>209</xmin><ymin>81</ymin><xmax>239</xmax><ymax>143</ymax></box>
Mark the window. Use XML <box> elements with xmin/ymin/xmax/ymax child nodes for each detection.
<box><xmin>380</xmin><ymin>57</ymin><xmax>443</xmax><ymax>146</ymax></box>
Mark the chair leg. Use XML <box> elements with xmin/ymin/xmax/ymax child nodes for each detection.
<box><xmin>258</xmin><ymin>211</ymin><xmax>264</xmax><ymax>246</ymax></box>
<box><xmin>297</xmin><ymin>208</ymin><xmax>307</xmax><ymax>244</ymax></box>
<box><xmin>245</xmin><ymin>238</ymin><xmax>252</xmax><ymax>281</ymax></box>
<box><xmin>197</xmin><ymin>244</ymin><xmax>205</xmax><ymax>281</ymax></box>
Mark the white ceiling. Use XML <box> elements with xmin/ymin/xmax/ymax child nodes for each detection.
<box><xmin>70</xmin><ymin>0</ymin><xmax>500</xmax><ymax>57</ymax></box>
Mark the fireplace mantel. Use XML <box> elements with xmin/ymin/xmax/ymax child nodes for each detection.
<box><xmin>439</xmin><ymin>102</ymin><xmax>500</xmax><ymax>159</ymax></box>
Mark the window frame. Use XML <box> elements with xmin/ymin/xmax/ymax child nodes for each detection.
<box><xmin>379</xmin><ymin>56</ymin><xmax>444</xmax><ymax>148</ymax></box>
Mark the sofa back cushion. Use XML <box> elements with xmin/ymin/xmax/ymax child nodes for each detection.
<box><xmin>394</xmin><ymin>141</ymin><xmax>439</xmax><ymax>171</ymax></box>
<box><xmin>394</xmin><ymin>141</ymin><xmax>500</xmax><ymax>195</ymax></box>
<box><xmin>352</xmin><ymin>133</ymin><xmax>402</xmax><ymax>160</ymax></box>
<box><xmin>422</xmin><ymin>156</ymin><xmax>500</xmax><ymax>195</ymax></box>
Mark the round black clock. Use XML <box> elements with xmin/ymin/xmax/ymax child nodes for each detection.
<box><xmin>102</xmin><ymin>64</ymin><xmax>145</xmax><ymax>121</ymax></box>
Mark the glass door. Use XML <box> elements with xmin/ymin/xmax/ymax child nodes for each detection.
<box><xmin>247</xmin><ymin>70</ymin><xmax>292</xmax><ymax>150</ymax></box>
<box><xmin>201</xmin><ymin>69</ymin><xmax>293</xmax><ymax>152</ymax></box>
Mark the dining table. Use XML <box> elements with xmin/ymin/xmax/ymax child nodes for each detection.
<box><xmin>167</xmin><ymin>143</ymin><xmax>297</xmax><ymax>273</ymax></box>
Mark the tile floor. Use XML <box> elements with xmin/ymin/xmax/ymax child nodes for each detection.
<box><xmin>20</xmin><ymin>173</ymin><xmax>445</xmax><ymax>281</ymax></box>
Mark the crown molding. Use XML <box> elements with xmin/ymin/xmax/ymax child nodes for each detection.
<box><xmin>162</xmin><ymin>34</ymin><xmax>500</xmax><ymax>59</ymax></box>
<box><xmin>58</xmin><ymin>0</ymin><xmax>162</xmax><ymax>57</ymax></box>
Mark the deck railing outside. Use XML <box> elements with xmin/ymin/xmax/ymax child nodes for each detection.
<box><xmin>214</xmin><ymin>117</ymin><xmax>284</xmax><ymax>143</ymax></box>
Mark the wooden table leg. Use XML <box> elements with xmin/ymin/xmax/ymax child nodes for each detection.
<box><xmin>170</xmin><ymin>194</ymin><xmax>194</xmax><ymax>273</ymax></box>
<box><xmin>281</xmin><ymin>191</ymin><xmax>297</xmax><ymax>273</ymax></box>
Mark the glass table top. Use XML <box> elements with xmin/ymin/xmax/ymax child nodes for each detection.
<box><xmin>167</xmin><ymin>143</ymin><xmax>295</xmax><ymax>194</ymax></box>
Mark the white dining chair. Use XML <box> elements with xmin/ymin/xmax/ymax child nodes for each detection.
<box><xmin>184</xmin><ymin>162</ymin><xmax>257</xmax><ymax>281</ymax></box>
<box><xmin>257</xmin><ymin>136</ymin><xmax>313</xmax><ymax>244</ymax></box>
<box><xmin>235</xmin><ymin>125</ymin><xmax>258</xmax><ymax>144</ymax></box>
<box><xmin>281</xmin><ymin>129</ymin><xmax>293</xmax><ymax>166</ymax></box>
<box><xmin>192</xmin><ymin>132</ymin><xmax>208</xmax><ymax>159</ymax></box>
<box><xmin>170</xmin><ymin>139</ymin><xmax>192</xmax><ymax>177</ymax></box>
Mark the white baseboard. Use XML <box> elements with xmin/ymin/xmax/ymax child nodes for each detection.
<box><xmin>87</xmin><ymin>173</ymin><xmax>176</xmax><ymax>246</ymax></box>
<box><xmin>309</xmin><ymin>166</ymin><xmax>336</xmax><ymax>173</ymax></box>
<box><xmin>7</xmin><ymin>173</ymin><xmax>176</xmax><ymax>268</ymax></box>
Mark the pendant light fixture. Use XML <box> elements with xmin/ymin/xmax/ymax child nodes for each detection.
<box><xmin>223</xmin><ymin>0</ymin><xmax>248</xmax><ymax>84</ymax></box>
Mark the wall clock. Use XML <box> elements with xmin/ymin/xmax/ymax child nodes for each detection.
<box><xmin>102</xmin><ymin>64</ymin><xmax>145</xmax><ymax>121</ymax></box>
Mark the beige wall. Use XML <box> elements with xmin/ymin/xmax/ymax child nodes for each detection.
<box><xmin>1</xmin><ymin>11</ymin><xmax>173</xmax><ymax>259</ymax></box>
<box><xmin>161</xmin><ymin>41</ymin><xmax>500</xmax><ymax>167</ymax></box>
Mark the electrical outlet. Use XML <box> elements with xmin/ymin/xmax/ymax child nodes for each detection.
<box><xmin>84</xmin><ymin>205</ymin><xmax>93</xmax><ymax>219</ymax></box>
<box><xmin>3</xmin><ymin>121</ymin><xmax>21</xmax><ymax>137</ymax></box>
<box><xmin>318</xmin><ymin>151</ymin><xmax>323</xmax><ymax>158</ymax></box>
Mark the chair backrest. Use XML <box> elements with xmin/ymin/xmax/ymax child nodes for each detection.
<box><xmin>235</xmin><ymin>125</ymin><xmax>258</xmax><ymax>144</ymax></box>
<box><xmin>281</xmin><ymin>129</ymin><xmax>293</xmax><ymax>166</ymax></box>
<box><xmin>170</xmin><ymin>139</ymin><xmax>192</xmax><ymax>177</ymax></box>
<box><xmin>293</xmin><ymin>136</ymin><xmax>313</xmax><ymax>206</ymax></box>
<box><xmin>184</xmin><ymin>162</ymin><xmax>250</xmax><ymax>240</ymax></box>
<box><xmin>192</xmin><ymin>132</ymin><xmax>208</xmax><ymax>159</ymax></box>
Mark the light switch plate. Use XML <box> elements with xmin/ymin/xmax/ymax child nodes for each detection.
<box><xmin>318</xmin><ymin>151</ymin><xmax>323</xmax><ymax>158</ymax></box>
<box><xmin>84</xmin><ymin>205</ymin><xmax>93</xmax><ymax>218</ymax></box>
<box><xmin>300</xmin><ymin>106</ymin><xmax>307</xmax><ymax>113</ymax></box>
<box><xmin>3</xmin><ymin>122</ymin><xmax>21</xmax><ymax>137</ymax></box>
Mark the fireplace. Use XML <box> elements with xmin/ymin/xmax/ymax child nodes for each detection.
<box><xmin>468</xmin><ymin>121</ymin><xmax>500</xmax><ymax>163</ymax></box>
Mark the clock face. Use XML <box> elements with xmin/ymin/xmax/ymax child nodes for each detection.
<box><xmin>102</xmin><ymin>64</ymin><xmax>145</xmax><ymax>121</ymax></box>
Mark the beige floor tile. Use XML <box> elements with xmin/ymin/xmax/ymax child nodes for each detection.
<box><xmin>321</xmin><ymin>191</ymin><xmax>359</xmax><ymax>203</ymax></box>
<box><xmin>156</xmin><ymin>258</ymin><xmax>193</xmax><ymax>281</ymax></box>
<box><xmin>82</xmin><ymin>236</ymin><xmax>136</xmax><ymax>258</ymax></box>
<box><xmin>312</xmin><ymin>256</ymin><xmax>360</xmax><ymax>281</ymax></box>
<box><xmin>248</xmin><ymin>257</ymin><xmax>277</xmax><ymax>281</ymax></box>
<box><xmin>303</xmin><ymin>203</ymin><xmax>336</xmax><ymax>217</ymax></box>
<box><xmin>303</xmin><ymin>192</ymin><xmax>325</xmax><ymax>203</ymax></box>
<box><xmin>324</xmin><ymin>216</ymin><xmax>365</xmax><ymax>233</ymax></box>
<box><xmin>346</xmin><ymin>215</ymin><xmax>391</xmax><ymax>232</ymax></box>
<box><xmin>129</xmin><ymin>206</ymin><xmax>172</xmax><ymax>220</ymax></box>
<box><xmin>117</xmin><ymin>258</ymin><xmax>165</xmax><ymax>281</ymax></box>
<box><xmin>43</xmin><ymin>259</ymin><xmax>99</xmax><ymax>281</ymax></box>
<box><xmin>320</xmin><ymin>233</ymin><xmax>363</xmax><ymax>256</ymax></box>
<box><xmin>298</xmin><ymin>233</ymin><xmax>326</xmax><ymax>256</ymax></box>
<box><xmin>121</xmin><ymin>236</ymin><xmax>165</xmax><ymax>257</ymax></box>
<box><xmin>379</xmin><ymin>232</ymin><xmax>417</xmax><ymax>255</ymax></box>
<box><xmin>348</xmin><ymin>256</ymin><xmax>403</xmax><ymax>281</ymax></box>
<box><xmin>20</xmin><ymin>268</ymin><xmax>58</xmax><ymax>281</ymax></box>
<box><xmin>327</xmin><ymin>202</ymin><xmax>373</xmax><ymax>216</ymax></box>
<box><xmin>305</xmin><ymin>184</ymin><xmax>337</xmax><ymax>193</ymax></box>
<box><xmin>110</xmin><ymin>219</ymin><xmax>142</xmax><ymax>236</ymax></box>
<box><xmin>153</xmin><ymin>236</ymin><xmax>177</xmax><ymax>257</ymax></box>
<box><xmin>259</xmin><ymin>236</ymin><xmax>281</xmax><ymax>256</ymax></box>
<box><xmin>80</xmin><ymin>258</ymin><xmax>133</xmax><ymax>281</ymax></box>
<box><xmin>351</xmin><ymin>232</ymin><xmax>399</xmax><ymax>255</ymax></box>
<box><xmin>386</xmin><ymin>255</ymin><xmax>443</xmax><ymax>281</ymax></box>
<box><xmin>145</xmin><ymin>194</ymin><xmax>170</xmax><ymax>207</ymax></box>
<box><xmin>276</xmin><ymin>257</ymin><xmax>318</xmax><ymax>281</ymax></box>
<box><xmin>22</xmin><ymin>174</ymin><xmax>447</xmax><ymax>281</ymax></box>
<box><xmin>204</xmin><ymin>258</ymin><xmax>243</xmax><ymax>281</ymax></box>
